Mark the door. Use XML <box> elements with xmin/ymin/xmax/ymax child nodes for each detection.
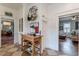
<box><xmin>1</xmin><ymin>20</ymin><xmax>14</xmax><ymax>45</ymax></box>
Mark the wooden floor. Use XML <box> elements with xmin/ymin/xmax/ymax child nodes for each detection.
<box><xmin>1</xmin><ymin>36</ymin><xmax>14</xmax><ymax>45</ymax></box>
<box><xmin>0</xmin><ymin>38</ymin><xmax>78</xmax><ymax>56</ymax></box>
<box><xmin>59</xmin><ymin>39</ymin><xmax>78</xmax><ymax>56</ymax></box>
<box><xmin>0</xmin><ymin>42</ymin><xmax>78</xmax><ymax>56</ymax></box>
<box><xmin>0</xmin><ymin>44</ymin><xmax>66</xmax><ymax>56</ymax></box>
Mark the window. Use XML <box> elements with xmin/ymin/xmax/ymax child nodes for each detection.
<box><xmin>64</xmin><ymin>23</ymin><xmax>70</xmax><ymax>33</ymax></box>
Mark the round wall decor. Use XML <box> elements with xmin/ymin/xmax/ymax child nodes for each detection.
<box><xmin>27</xmin><ymin>6</ymin><xmax>38</xmax><ymax>21</ymax></box>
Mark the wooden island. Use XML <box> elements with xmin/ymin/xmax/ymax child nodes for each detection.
<box><xmin>21</xmin><ymin>34</ymin><xmax>42</xmax><ymax>56</ymax></box>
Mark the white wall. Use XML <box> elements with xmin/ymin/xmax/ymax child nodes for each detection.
<box><xmin>23</xmin><ymin>4</ymin><xmax>47</xmax><ymax>33</ymax></box>
<box><xmin>46</xmin><ymin>11</ymin><xmax>59</xmax><ymax>50</ymax></box>
<box><xmin>23</xmin><ymin>4</ymin><xmax>48</xmax><ymax>52</ymax></box>
<box><xmin>17</xmin><ymin>7</ymin><xmax>23</xmax><ymax>44</ymax></box>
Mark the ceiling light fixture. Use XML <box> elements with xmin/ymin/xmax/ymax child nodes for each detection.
<box><xmin>3</xmin><ymin>22</ymin><xmax>11</xmax><ymax>26</ymax></box>
<box><xmin>72</xmin><ymin>16</ymin><xmax>76</xmax><ymax>20</ymax></box>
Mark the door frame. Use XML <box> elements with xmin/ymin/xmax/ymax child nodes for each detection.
<box><xmin>57</xmin><ymin>8</ymin><xmax>79</xmax><ymax>53</ymax></box>
<box><xmin>0</xmin><ymin>16</ymin><xmax>14</xmax><ymax>47</ymax></box>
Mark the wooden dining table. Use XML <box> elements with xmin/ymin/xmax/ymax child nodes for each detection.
<box><xmin>21</xmin><ymin>34</ymin><xmax>42</xmax><ymax>56</ymax></box>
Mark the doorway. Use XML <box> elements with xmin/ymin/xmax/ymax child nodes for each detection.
<box><xmin>59</xmin><ymin>13</ymin><xmax>79</xmax><ymax>56</ymax></box>
<box><xmin>1</xmin><ymin>19</ymin><xmax>14</xmax><ymax>46</ymax></box>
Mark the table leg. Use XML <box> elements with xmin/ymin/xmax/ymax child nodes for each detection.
<box><xmin>32</xmin><ymin>41</ymin><xmax>35</xmax><ymax>56</ymax></box>
<box><xmin>21</xmin><ymin>37</ymin><xmax>23</xmax><ymax>51</ymax></box>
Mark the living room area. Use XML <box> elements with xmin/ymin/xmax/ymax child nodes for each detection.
<box><xmin>59</xmin><ymin>13</ymin><xmax>79</xmax><ymax>56</ymax></box>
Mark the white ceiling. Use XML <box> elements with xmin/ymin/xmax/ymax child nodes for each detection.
<box><xmin>0</xmin><ymin>3</ymin><xmax>66</xmax><ymax>10</ymax></box>
<box><xmin>59</xmin><ymin>12</ymin><xmax>79</xmax><ymax>21</ymax></box>
<box><xmin>0</xmin><ymin>3</ymin><xmax>23</xmax><ymax>9</ymax></box>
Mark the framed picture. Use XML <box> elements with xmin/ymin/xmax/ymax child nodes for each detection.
<box><xmin>19</xmin><ymin>18</ymin><xmax>23</xmax><ymax>32</ymax></box>
<box><xmin>30</xmin><ymin>22</ymin><xmax>39</xmax><ymax>33</ymax></box>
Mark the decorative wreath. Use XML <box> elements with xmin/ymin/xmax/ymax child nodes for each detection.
<box><xmin>27</xmin><ymin>6</ymin><xmax>38</xmax><ymax>21</ymax></box>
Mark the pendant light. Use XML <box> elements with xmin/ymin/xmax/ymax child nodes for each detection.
<box><xmin>72</xmin><ymin>16</ymin><xmax>75</xmax><ymax>20</ymax></box>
